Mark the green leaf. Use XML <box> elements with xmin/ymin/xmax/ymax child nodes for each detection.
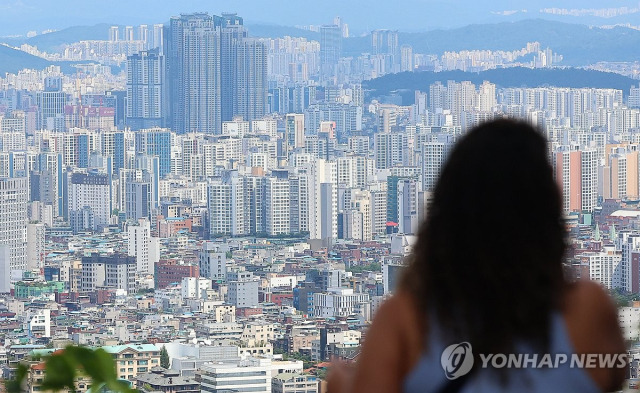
<box><xmin>4</xmin><ymin>363</ymin><xmax>29</xmax><ymax>393</ymax></box>
<box><xmin>41</xmin><ymin>354</ymin><xmax>77</xmax><ymax>393</ymax></box>
<box><xmin>93</xmin><ymin>349</ymin><xmax>118</xmax><ymax>382</ymax></box>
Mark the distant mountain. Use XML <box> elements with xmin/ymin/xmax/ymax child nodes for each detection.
<box><xmin>0</xmin><ymin>45</ymin><xmax>81</xmax><ymax>75</ymax></box>
<box><xmin>246</xmin><ymin>24</ymin><xmax>318</xmax><ymax>40</ymax></box>
<box><xmin>5</xmin><ymin>0</ymin><xmax>640</xmax><ymax>36</ymax></box>
<box><xmin>1</xmin><ymin>24</ymin><xmax>112</xmax><ymax>53</ymax></box>
<box><xmin>1</xmin><ymin>22</ymin><xmax>317</xmax><ymax>51</ymax></box>
<box><xmin>363</xmin><ymin>68</ymin><xmax>638</xmax><ymax>105</ymax></box>
<box><xmin>4</xmin><ymin>19</ymin><xmax>640</xmax><ymax>68</ymax></box>
<box><xmin>388</xmin><ymin>20</ymin><xmax>640</xmax><ymax>66</ymax></box>
<box><xmin>247</xmin><ymin>19</ymin><xmax>640</xmax><ymax>66</ymax></box>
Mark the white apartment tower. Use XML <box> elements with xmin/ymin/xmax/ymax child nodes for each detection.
<box><xmin>127</xmin><ymin>218</ymin><xmax>159</xmax><ymax>275</ymax></box>
<box><xmin>306</xmin><ymin>159</ymin><xmax>337</xmax><ymax>245</ymax></box>
<box><xmin>26</xmin><ymin>222</ymin><xmax>46</xmax><ymax>270</ymax></box>
<box><xmin>0</xmin><ymin>177</ymin><xmax>27</xmax><ymax>274</ymax></box>
<box><xmin>422</xmin><ymin>135</ymin><xmax>456</xmax><ymax>192</ymax></box>
<box><xmin>199</xmin><ymin>242</ymin><xmax>228</xmax><ymax>281</ymax></box>
<box><xmin>207</xmin><ymin>171</ymin><xmax>246</xmax><ymax>237</ymax></box>
<box><xmin>585</xmin><ymin>246</ymin><xmax>623</xmax><ymax>290</ymax></box>
<box><xmin>68</xmin><ymin>171</ymin><xmax>111</xmax><ymax>233</ymax></box>
<box><xmin>265</xmin><ymin>177</ymin><xmax>290</xmax><ymax>236</ymax></box>
<box><xmin>553</xmin><ymin>145</ymin><xmax>598</xmax><ymax>213</ymax></box>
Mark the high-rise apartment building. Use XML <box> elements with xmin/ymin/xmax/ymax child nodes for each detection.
<box><xmin>319</xmin><ymin>25</ymin><xmax>342</xmax><ymax>79</ymax></box>
<box><xmin>36</xmin><ymin>77</ymin><xmax>67</xmax><ymax>131</ymax></box>
<box><xmin>374</xmin><ymin>132</ymin><xmax>409</xmax><ymax>169</ymax></box>
<box><xmin>553</xmin><ymin>145</ymin><xmax>598</xmax><ymax>213</ymax></box>
<box><xmin>134</xmin><ymin>128</ymin><xmax>171</xmax><ymax>177</ymax></box>
<box><xmin>371</xmin><ymin>30</ymin><xmax>399</xmax><ymax>57</ymax></box>
<box><xmin>67</xmin><ymin>171</ymin><xmax>111</xmax><ymax>233</ymax></box>
<box><xmin>0</xmin><ymin>177</ymin><xmax>28</xmax><ymax>276</ymax></box>
<box><xmin>207</xmin><ymin>171</ymin><xmax>246</xmax><ymax>237</ymax></box>
<box><xmin>219</xmin><ymin>13</ymin><xmax>247</xmax><ymax>123</ymax></box>
<box><xmin>167</xmin><ymin>13</ymin><xmax>221</xmax><ymax>134</ymax></box>
<box><xmin>400</xmin><ymin>45</ymin><xmax>414</xmax><ymax>72</ymax></box>
<box><xmin>422</xmin><ymin>135</ymin><xmax>456</xmax><ymax>192</ymax></box>
<box><xmin>109</xmin><ymin>26</ymin><xmax>119</xmax><ymax>41</ymax></box>
<box><xmin>123</xmin><ymin>168</ymin><xmax>156</xmax><ymax>220</ymax></box>
<box><xmin>126</xmin><ymin>48</ymin><xmax>167</xmax><ymax>130</ymax></box>
<box><xmin>601</xmin><ymin>144</ymin><xmax>639</xmax><ymax>201</ymax></box>
<box><xmin>165</xmin><ymin>12</ymin><xmax>267</xmax><ymax>134</ymax></box>
<box><xmin>234</xmin><ymin>38</ymin><xmax>268</xmax><ymax>122</ymax></box>
<box><xmin>199</xmin><ymin>242</ymin><xmax>227</xmax><ymax>281</ymax></box>
<box><xmin>127</xmin><ymin>218</ymin><xmax>159</xmax><ymax>275</ymax></box>
<box><xmin>265</xmin><ymin>177</ymin><xmax>290</xmax><ymax>236</ymax></box>
<box><xmin>26</xmin><ymin>222</ymin><xmax>46</xmax><ymax>271</ymax></box>
<box><xmin>285</xmin><ymin>113</ymin><xmax>305</xmax><ymax>152</ymax></box>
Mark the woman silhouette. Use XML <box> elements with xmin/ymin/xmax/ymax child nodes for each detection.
<box><xmin>329</xmin><ymin>119</ymin><xmax>626</xmax><ymax>392</ymax></box>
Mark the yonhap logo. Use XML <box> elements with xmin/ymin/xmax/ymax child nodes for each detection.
<box><xmin>441</xmin><ymin>342</ymin><xmax>474</xmax><ymax>380</ymax></box>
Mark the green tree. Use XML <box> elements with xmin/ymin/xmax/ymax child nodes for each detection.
<box><xmin>4</xmin><ymin>346</ymin><xmax>135</xmax><ymax>393</ymax></box>
<box><xmin>160</xmin><ymin>345</ymin><xmax>170</xmax><ymax>369</ymax></box>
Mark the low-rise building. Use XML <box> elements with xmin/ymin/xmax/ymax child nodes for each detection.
<box><xmin>135</xmin><ymin>367</ymin><xmax>200</xmax><ymax>393</ymax></box>
<box><xmin>103</xmin><ymin>343</ymin><xmax>161</xmax><ymax>381</ymax></box>
<box><xmin>272</xmin><ymin>373</ymin><xmax>318</xmax><ymax>393</ymax></box>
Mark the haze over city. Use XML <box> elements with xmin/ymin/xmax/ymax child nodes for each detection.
<box><xmin>3</xmin><ymin>0</ymin><xmax>640</xmax><ymax>35</ymax></box>
<box><xmin>1</xmin><ymin>1</ymin><xmax>640</xmax><ymax>392</ymax></box>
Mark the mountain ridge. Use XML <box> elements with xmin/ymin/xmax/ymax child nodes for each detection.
<box><xmin>362</xmin><ymin>67</ymin><xmax>639</xmax><ymax>105</ymax></box>
<box><xmin>3</xmin><ymin>19</ymin><xmax>640</xmax><ymax>67</ymax></box>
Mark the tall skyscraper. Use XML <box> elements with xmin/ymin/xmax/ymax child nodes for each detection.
<box><xmin>371</xmin><ymin>29</ymin><xmax>399</xmax><ymax>56</ymax></box>
<box><xmin>553</xmin><ymin>145</ymin><xmax>598</xmax><ymax>213</ymax></box>
<box><xmin>124</xmin><ymin>26</ymin><xmax>134</xmax><ymax>41</ymax></box>
<box><xmin>219</xmin><ymin>13</ymin><xmax>247</xmax><ymax>123</ymax></box>
<box><xmin>152</xmin><ymin>24</ymin><xmax>164</xmax><ymax>52</ymax></box>
<box><xmin>126</xmin><ymin>48</ymin><xmax>167</xmax><ymax>130</ymax></box>
<box><xmin>167</xmin><ymin>13</ymin><xmax>221</xmax><ymax>134</ymax></box>
<box><xmin>138</xmin><ymin>24</ymin><xmax>149</xmax><ymax>45</ymax></box>
<box><xmin>109</xmin><ymin>26</ymin><xmax>119</xmax><ymax>42</ymax></box>
<box><xmin>166</xmin><ymin>12</ymin><xmax>267</xmax><ymax>132</ymax></box>
<box><xmin>400</xmin><ymin>45</ymin><xmax>414</xmax><ymax>72</ymax></box>
<box><xmin>320</xmin><ymin>25</ymin><xmax>342</xmax><ymax>79</ymax></box>
<box><xmin>0</xmin><ymin>177</ymin><xmax>28</xmax><ymax>275</ymax></box>
<box><xmin>234</xmin><ymin>38</ymin><xmax>268</xmax><ymax>122</ymax></box>
<box><xmin>36</xmin><ymin>77</ymin><xmax>67</xmax><ymax>131</ymax></box>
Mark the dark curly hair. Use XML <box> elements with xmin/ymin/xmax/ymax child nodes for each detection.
<box><xmin>401</xmin><ymin>119</ymin><xmax>566</xmax><ymax>365</ymax></box>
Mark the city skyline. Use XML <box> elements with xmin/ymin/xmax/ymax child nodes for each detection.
<box><xmin>2</xmin><ymin>2</ymin><xmax>640</xmax><ymax>392</ymax></box>
<box><xmin>4</xmin><ymin>0</ymin><xmax>640</xmax><ymax>37</ymax></box>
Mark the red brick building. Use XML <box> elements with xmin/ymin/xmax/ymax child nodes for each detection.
<box><xmin>155</xmin><ymin>259</ymin><xmax>199</xmax><ymax>289</ymax></box>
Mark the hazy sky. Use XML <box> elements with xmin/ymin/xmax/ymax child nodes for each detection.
<box><xmin>1</xmin><ymin>0</ymin><xmax>639</xmax><ymax>36</ymax></box>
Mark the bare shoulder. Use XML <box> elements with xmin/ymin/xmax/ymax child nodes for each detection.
<box><xmin>563</xmin><ymin>280</ymin><xmax>619</xmax><ymax>328</ymax></box>
<box><xmin>373</xmin><ymin>291</ymin><xmax>426</xmax><ymax>351</ymax></box>
<box><xmin>564</xmin><ymin>280</ymin><xmax>615</xmax><ymax>308</ymax></box>
<box><xmin>376</xmin><ymin>291</ymin><xmax>422</xmax><ymax>324</ymax></box>
<box><xmin>347</xmin><ymin>291</ymin><xmax>426</xmax><ymax>393</ymax></box>
<box><xmin>563</xmin><ymin>280</ymin><xmax>626</xmax><ymax>392</ymax></box>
